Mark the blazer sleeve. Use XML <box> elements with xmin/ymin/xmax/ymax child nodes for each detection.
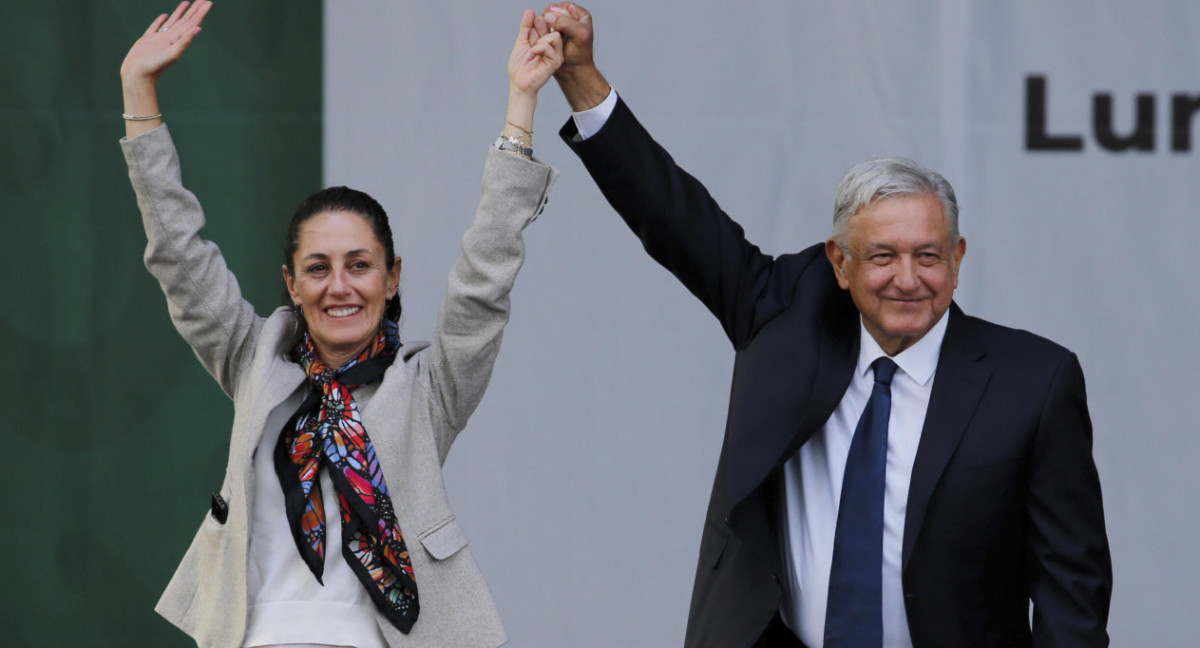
<box><xmin>1026</xmin><ymin>352</ymin><xmax>1112</xmax><ymax>646</ymax></box>
<box><xmin>560</xmin><ymin>97</ymin><xmax>800</xmax><ymax>349</ymax></box>
<box><xmin>122</xmin><ymin>125</ymin><xmax>262</xmax><ymax>398</ymax></box>
<box><xmin>425</xmin><ymin>147</ymin><xmax>557</xmax><ymax>455</ymax></box>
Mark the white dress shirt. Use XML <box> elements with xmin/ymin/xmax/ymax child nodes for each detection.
<box><xmin>780</xmin><ymin>314</ymin><xmax>948</xmax><ymax>648</ymax></box>
<box><xmin>570</xmin><ymin>86</ymin><xmax>619</xmax><ymax>139</ymax></box>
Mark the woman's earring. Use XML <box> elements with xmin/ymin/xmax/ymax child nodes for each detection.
<box><xmin>292</xmin><ymin>303</ymin><xmax>304</xmax><ymax>336</ymax></box>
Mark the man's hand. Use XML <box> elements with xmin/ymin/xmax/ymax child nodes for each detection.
<box><xmin>543</xmin><ymin>3</ymin><xmax>593</xmax><ymax>76</ymax></box>
<box><xmin>542</xmin><ymin>3</ymin><xmax>610</xmax><ymax>111</ymax></box>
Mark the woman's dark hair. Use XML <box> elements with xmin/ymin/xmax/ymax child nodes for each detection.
<box><xmin>283</xmin><ymin>186</ymin><xmax>402</xmax><ymax>324</ymax></box>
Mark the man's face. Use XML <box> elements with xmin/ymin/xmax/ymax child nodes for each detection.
<box><xmin>825</xmin><ymin>194</ymin><xmax>966</xmax><ymax>356</ymax></box>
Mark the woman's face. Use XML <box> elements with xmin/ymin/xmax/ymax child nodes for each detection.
<box><xmin>283</xmin><ymin>210</ymin><xmax>400</xmax><ymax>368</ymax></box>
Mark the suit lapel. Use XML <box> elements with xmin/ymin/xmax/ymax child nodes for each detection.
<box><xmin>789</xmin><ymin>305</ymin><xmax>859</xmax><ymax>461</ymax></box>
<box><xmin>726</xmin><ymin>289</ymin><xmax>859</xmax><ymax>509</ymax></box>
<box><xmin>902</xmin><ymin>304</ymin><xmax>990</xmax><ymax>569</ymax></box>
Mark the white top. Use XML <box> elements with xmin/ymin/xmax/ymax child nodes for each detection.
<box><xmin>779</xmin><ymin>314</ymin><xmax>948</xmax><ymax>648</ymax></box>
<box><xmin>243</xmin><ymin>386</ymin><xmax>387</xmax><ymax>648</ymax></box>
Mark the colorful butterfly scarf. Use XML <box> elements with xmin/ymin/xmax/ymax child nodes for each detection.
<box><xmin>274</xmin><ymin>320</ymin><xmax>419</xmax><ymax>633</ymax></box>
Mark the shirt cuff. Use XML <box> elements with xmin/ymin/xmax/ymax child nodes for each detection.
<box><xmin>570</xmin><ymin>87</ymin><xmax>619</xmax><ymax>140</ymax></box>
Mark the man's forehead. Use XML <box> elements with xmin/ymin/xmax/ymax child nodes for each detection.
<box><xmin>851</xmin><ymin>195</ymin><xmax>948</xmax><ymax>225</ymax></box>
<box><xmin>847</xmin><ymin>199</ymin><xmax>954</xmax><ymax>247</ymax></box>
<box><xmin>858</xmin><ymin>239</ymin><xmax>946</xmax><ymax>250</ymax></box>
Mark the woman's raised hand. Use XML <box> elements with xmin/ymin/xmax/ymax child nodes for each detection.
<box><xmin>120</xmin><ymin>2</ymin><xmax>212</xmax><ymax>138</ymax></box>
<box><xmin>501</xmin><ymin>8</ymin><xmax>564</xmax><ymax>154</ymax></box>
<box><xmin>508</xmin><ymin>8</ymin><xmax>564</xmax><ymax>97</ymax></box>
<box><xmin>121</xmin><ymin>1</ymin><xmax>212</xmax><ymax>85</ymax></box>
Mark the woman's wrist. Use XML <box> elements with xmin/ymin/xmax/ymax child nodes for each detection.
<box><xmin>122</xmin><ymin>76</ymin><xmax>163</xmax><ymax>137</ymax></box>
<box><xmin>120</xmin><ymin>68</ymin><xmax>157</xmax><ymax>91</ymax></box>
<box><xmin>122</xmin><ymin>75</ymin><xmax>158</xmax><ymax>103</ymax></box>
<box><xmin>503</xmin><ymin>86</ymin><xmax>538</xmax><ymax>149</ymax></box>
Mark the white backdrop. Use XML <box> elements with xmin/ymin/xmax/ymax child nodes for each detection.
<box><xmin>326</xmin><ymin>2</ymin><xmax>1200</xmax><ymax>646</ymax></box>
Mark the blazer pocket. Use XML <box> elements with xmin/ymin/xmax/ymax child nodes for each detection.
<box><xmin>209</xmin><ymin>492</ymin><xmax>229</xmax><ymax>525</ymax></box>
<box><xmin>418</xmin><ymin>516</ymin><xmax>468</xmax><ymax>560</ymax></box>
<box><xmin>205</xmin><ymin>470</ymin><xmax>233</xmax><ymax>527</ymax></box>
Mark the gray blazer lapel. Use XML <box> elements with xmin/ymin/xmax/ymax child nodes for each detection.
<box><xmin>242</xmin><ymin>344</ymin><xmax>306</xmax><ymax>462</ymax></box>
<box><xmin>902</xmin><ymin>305</ymin><xmax>990</xmax><ymax>570</ymax></box>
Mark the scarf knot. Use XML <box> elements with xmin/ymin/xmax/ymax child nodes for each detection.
<box><xmin>310</xmin><ymin>368</ymin><xmax>338</xmax><ymax>386</ymax></box>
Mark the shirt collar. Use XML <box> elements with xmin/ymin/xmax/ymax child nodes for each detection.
<box><xmin>856</xmin><ymin>309</ymin><xmax>951</xmax><ymax>387</ymax></box>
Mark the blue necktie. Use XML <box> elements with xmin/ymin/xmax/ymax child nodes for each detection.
<box><xmin>824</xmin><ymin>357</ymin><xmax>899</xmax><ymax>648</ymax></box>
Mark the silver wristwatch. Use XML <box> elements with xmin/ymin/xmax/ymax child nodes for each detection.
<box><xmin>493</xmin><ymin>135</ymin><xmax>533</xmax><ymax>159</ymax></box>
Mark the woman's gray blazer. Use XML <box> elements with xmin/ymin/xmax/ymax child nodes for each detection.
<box><xmin>122</xmin><ymin>125</ymin><xmax>556</xmax><ymax>648</ymax></box>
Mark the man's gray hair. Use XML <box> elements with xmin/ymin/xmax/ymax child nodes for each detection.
<box><xmin>832</xmin><ymin>157</ymin><xmax>959</xmax><ymax>248</ymax></box>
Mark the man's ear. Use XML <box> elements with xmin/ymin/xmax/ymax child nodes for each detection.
<box><xmin>825</xmin><ymin>239</ymin><xmax>851</xmax><ymax>290</ymax></box>
<box><xmin>951</xmin><ymin>236</ymin><xmax>966</xmax><ymax>288</ymax></box>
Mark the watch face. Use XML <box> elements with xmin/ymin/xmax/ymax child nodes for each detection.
<box><xmin>494</xmin><ymin>136</ymin><xmax>530</xmax><ymax>156</ymax></box>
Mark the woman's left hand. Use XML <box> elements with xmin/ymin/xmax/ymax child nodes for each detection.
<box><xmin>508</xmin><ymin>8</ymin><xmax>564</xmax><ymax>96</ymax></box>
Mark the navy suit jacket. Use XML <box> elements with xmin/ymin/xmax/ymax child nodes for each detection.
<box><xmin>562</xmin><ymin>98</ymin><xmax>1111</xmax><ymax>648</ymax></box>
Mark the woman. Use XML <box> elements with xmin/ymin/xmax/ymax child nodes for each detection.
<box><xmin>120</xmin><ymin>3</ymin><xmax>561</xmax><ymax>646</ymax></box>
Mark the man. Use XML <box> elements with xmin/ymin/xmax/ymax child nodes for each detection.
<box><xmin>542</xmin><ymin>4</ymin><xmax>1112</xmax><ymax>647</ymax></box>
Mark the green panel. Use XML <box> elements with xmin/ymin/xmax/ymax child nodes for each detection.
<box><xmin>0</xmin><ymin>2</ymin><xmax>321</xmax><ymax>645</ymax></box>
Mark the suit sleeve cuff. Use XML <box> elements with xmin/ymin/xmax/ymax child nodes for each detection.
<box><xmin>570</xmin><ymin>87</ymin><xmax>619</xmax><ymax>140</ymax></box>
